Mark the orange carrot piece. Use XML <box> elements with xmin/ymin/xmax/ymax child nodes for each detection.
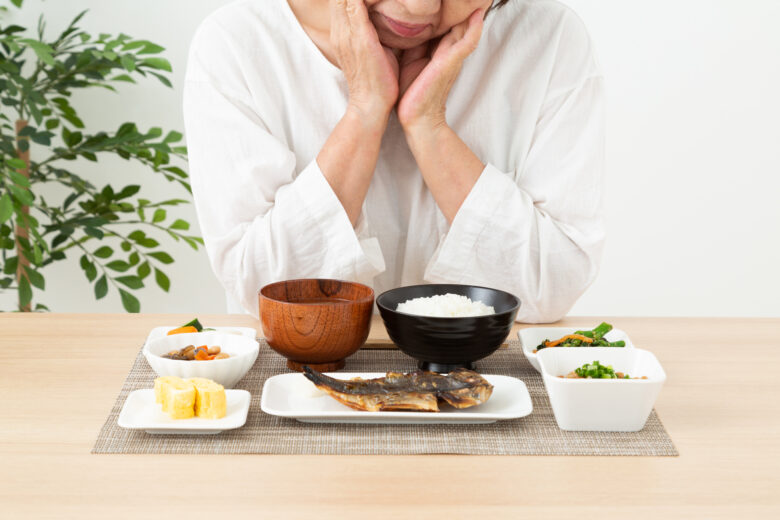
<box><xmin>544</xmin><ymin>334</ymin><xmax>594</xmax><ymax>348</ymax></box>
<box><xmin>166</xmin><ymin>326</ymin><xmax>198</xmax><ymax>336</ymax></box>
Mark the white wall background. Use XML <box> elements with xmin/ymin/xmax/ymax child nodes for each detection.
<box><xmin>3</xmin><ymin>0</ymin><xmax>779</xmax><ymax>317</ymax></box>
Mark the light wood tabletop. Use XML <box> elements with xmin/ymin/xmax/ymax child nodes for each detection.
<box><xmin>1</xmin><ymin>313</ymin><xmax>778</xmax><ymax>519</ymax></box>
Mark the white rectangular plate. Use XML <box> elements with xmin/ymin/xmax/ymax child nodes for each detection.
<box><xmin>118</xmin><ymin>389</ymin><xmax>251</xmax><ymax>434</ymax></box>
<box><xmin>260</xmin><ymin>372</ymin><xmax>533</xmax><ymax>424</ymax></box>
<box><xmin>143</xmin><ymin>325</ymin><xmax>257</xmax><ymax>350</ymax></box>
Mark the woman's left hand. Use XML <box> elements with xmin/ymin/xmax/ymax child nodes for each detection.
<box><xmin>397</xmin><ymin>9</ymin><xmax>484</xmax><ymax>132</ymax></box>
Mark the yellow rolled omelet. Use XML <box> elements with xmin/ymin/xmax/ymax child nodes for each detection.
<box><xmin>154</xmin><ymin>376</ymin><xmax>196</xmax><ymax>419</ymax></box>
<box><xmin>188</xmin><ymin>377</ymin><xmax>227</xmax><ymax>419</ymax></box>
<box><xmin>154</xmin><ymin>376</ymin><xmax>183</xmax><ymax>404</ymax></box>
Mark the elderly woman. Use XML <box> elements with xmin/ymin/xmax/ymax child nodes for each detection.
<box><xmin>183</xmin><ymin>0</ymin><xmax>604</xmax><ymax>321</ymax></box>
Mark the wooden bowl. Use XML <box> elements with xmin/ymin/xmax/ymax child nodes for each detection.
<box><xmin>259</xmin><ymin>279</ymin><xmax>374</xmax><ymax>372</ymax></box>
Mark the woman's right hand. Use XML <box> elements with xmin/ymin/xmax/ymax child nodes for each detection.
<box><xmin>330</xmin><ymin>0</ymin><xmax>399</xmax><ymax>122</ymax></box>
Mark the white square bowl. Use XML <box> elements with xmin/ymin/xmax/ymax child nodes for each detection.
<box><xmin>518</xmin><ymin>326</ymin><xmax>634</xmax><ymax>373</ymax></box>
<box><xmin>537</xmin><ymin>347</ymin><xmax>666</xmax><ymax>432</ymax></box>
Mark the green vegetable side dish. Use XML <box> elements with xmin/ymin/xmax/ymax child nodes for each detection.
<box><xmin>535</xmin><ymin>322</ymin><xmax>626</xmax><ymax>352</ymax></box>
<box><xmin>561</xmin><ymin>360</ymin><xmax>647</xmax><ymax>380</ymax></box>
<box><xmin>181</xmin><ymin>318</ymin><xmax>203</xmax><ymax>331</ymax></box>
<box><xmin>178</xmin><ymin>318</ymin><xmax>216</xmax><ymax>332</ymax></box>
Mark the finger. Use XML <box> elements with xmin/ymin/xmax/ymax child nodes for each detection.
<box><xmin>330</xmin><ymin>0</ymin><xmax>349</xmax><ymax>28</ymax></box>
<box><xmin>344</xmin><ymin>0</ymin><xmax>372</xmax><ymax>34</ymax></box>
<box><xmin>437</xmin><ymin>9</ymin><xmax>483</xmax><ymax>62</ymax></box>
<box><xmin>330</xmin><ymin>0</ymin><xmax>349</xmax><ymax>39</ymax></box>
<box><xmin>454</xmin><ymin>9</ymin><xmax>484</xmax><ymax>55</ymax></box>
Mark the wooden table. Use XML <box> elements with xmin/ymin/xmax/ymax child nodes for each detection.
<box><xmin>1</xmin><ymin>314</ymin><xmax>778</xmax><ymax>518</ymax></box>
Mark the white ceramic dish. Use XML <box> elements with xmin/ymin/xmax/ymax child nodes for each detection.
<box><xmin>143</xmin><ymin>325</ymin><xmax>257</xmax><ymax>348</ymax></box>
<box><xmin>117</xmin><ymin>389</ymin><xmax>251</xmax><ymax>434</ymax></box>
<box><xmin>143</xmin><ymin>331</ymin><xmax>259</xmax><ymax>388</ymax></box>
<box><xmin>260</xmin><ymin>372</ymin><xmax>533</xmax><ymax>424</ymax></box>
<box><xmin>537</xmin><ymin>347</ymin><xmax>666</xmax><ymax>432</ymax></box>
<box><xmin>518</xmin><ymin>326</ymin><xmax>635</xmax><ymax>373</ymax></box>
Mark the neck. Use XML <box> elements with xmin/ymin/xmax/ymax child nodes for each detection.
<box><xmin>288</xmin><ymin>0</ymin><xmax>331</xmax><ymax>33</ymax></box>
<box><xmin>287</xmin><ymin>0</ymin><xmax>336</xmax><ymax>64</ymax></box>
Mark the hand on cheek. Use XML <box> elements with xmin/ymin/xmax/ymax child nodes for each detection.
<box><xmin>331</xmin><ymin>0</ymin><xmax>400</xmax><ymax>122</ymax></box>
<box><xmin>396</xmin><ymin>9</ymin><xmax>484</xmax><ymax>132</ymax></box>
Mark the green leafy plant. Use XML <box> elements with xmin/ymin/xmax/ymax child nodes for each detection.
<box><xmin>0</xmin><ymin>0</ymin><xmax>202</xmax><ymax>312</ymax></box>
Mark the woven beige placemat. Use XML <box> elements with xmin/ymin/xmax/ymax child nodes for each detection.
<box><xmin>93</xmin><ymin>341</ymin><xmax>677</xmax><ymax>456</ymax></box>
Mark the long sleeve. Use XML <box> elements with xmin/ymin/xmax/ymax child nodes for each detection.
<box><xmin>183</xmin><ymin>19</ymin><xmax>384</xmax><ymax>316</ymax></box>
<box><xmin>425</xmin><ymin>73</ymin><xmax>606</xmax><ymax>323</ymax></box>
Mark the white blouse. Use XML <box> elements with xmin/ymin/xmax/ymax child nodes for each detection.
<box><xmin>183</xmin><ymin>0</ymin><xmax>605</xmax><ymax>322</ymax></box>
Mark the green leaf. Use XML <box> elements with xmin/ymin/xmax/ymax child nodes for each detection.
<box><xmin>20</xmin><ymin>38</ymin><xmax>56</xmax><ymax>66</ymax></box>
<box><xmin>169</xmin><ymin>219</ymin><xmax>190</xmax><ymax>231</ymax></box>
<box><xmin>84</xmin><ymin>227</ymin><xmax>104</xmax><ymax>239</ymax></box>
<box><xmin>149</xmin><ymin>71</ymin><xmax>172</xmax><ymax>88</ymax></box>
<box><xmin>139</xmin><ymin>42</ymin><xmax>165</xmax><ymax>54</ymax></box>
<box><xmin>142</xmin><ymin>57</ymin><xmax>172</xmax><ymax>72</ymax></box>
<box><xmin>154</xmin><ymin>268</ymin><xmax>170</xmax><ymax>292</ymax></box>
<box><xmin>117</xmin><ymin>185</ymin><xmax>140</xmax><ymax>199</ymax></box>
<box><xmin>79</xmin><ymin>255</ymin><xmax>98</xmax><ymax>282</ymax></box>
<box><xmin>148</xmin><ymin>251</ymin><xmax>173</xmax><ymax>264</ymax></box>
<box><xmin>51</xmin><ymin>233</ymin><xmax>70</xmax><ymax>249</ymax></box>
<box><xmin>94</xmin><ymin>246</ymin><xmax>113</xmax><ymax>258</ymax></box>
<box><xmin>24</xmin><ymin>266</ymin><xmax>45</xmax><ymax>290</ymax></box>
<box><xmin>162</xmin><ymin>166</ymin><xmax>187</xmax><ymax>178</ymax></box>
<box><xmin>138</xmin><ymin>237</ymin><xmax>159</xmax><ymax>248</ymax></box>
<box><xmin>120</xmin><ymin>241</ymin><xmax>131</xmax><ymax>252</ymax></box>
<box><xmin>128</xmin><ymin>252</ymin><xmax>140</xmax><ymax>266</ymax></box>
<box><xmin>45</xmin><ymin>118</ymin><xmax>60</xmax><ymax>130</ymax></box>
<box><xmin>94</xmin><ymin>275</ymin><xmax>108</xmax><ymax>299</ymax></box>
<box><xmin>9</xmin><ymin>185</ymin><xmax>33</xmax><ymax>206</ymax></box>
<box><xmin>18</xmin><ymin>126</ymin><xmax>37</xmax><ymax>137</ymax></box>
<box><xmin>120</xmin><ymin>54</ymin><xmax>136</xmax><ymax>72</ymax></box>
<box><xmin>63</xmin><ymin>128</ymin><xmax>83</xmax><ymax>147</ymax></box>
<box><xmin>31</xmin><ymin>132</ymin><xmax>52</xmax><ymax>145</ymax></box>
<box><xmin>61</xmin><ymin>112</ymin><xmax>85</xmax><ymax>129</ymax></box>
<box><xmin>9</xmin><ymin>171</ymin><xmax>30</xmax><ymax>187</ymax></box>
<box><xmin>152</xmin><ymin>208</ymin><xmax>166</xmax><ymax>223</ymax></box>
<box><xmin>137</xmin><ymin>261</ymin><xmax>151</xmax><ymax>279</ymax></box>
<box><xmin>119</xmin><ymin>289</ymin><xmax>140</xmax><ymax>313</ymax></box>
<box><xmin>11</xmin><ymin>0</ymin><xmax>24</xmax><ymax>8</ymax></box>
<box><xmin>4</xmin><ymin>256</ymin><xmax>18</xmax><ymax>275</ymax></box>
<box><xmin>5</xmin><ymin>157</ymin><xmax>26</xmax><ymax>169</ymax></box>
<box><xmin>111</xmin><ymin>74</ymin><xmax>136</xmax><ymax>83</ymax></box>
<box><xmin>19</xmin><ymin>276</ymin><xmax>32</xmax><ymax>307</ymax></box>
<box><xmin>163</xmin><ymin>130</ymin><xmax>182</xmax><ymax>143</ymax></box>
<box><xmin>146</xmin><ymin>127</ymin><xmax>162</xmax><ymax>139</ymax></box>
<box><xmin>32</xmin><ymin>241</ymin><xmax>42</xmax><ymax>265</ymax></box>
<box><xmin>116</xmin><ymin>275</ymin><xmax>143</xmax><ymax>289</ymax></box>
<box><xmin>0</xmin><ymin>193</ymin><xmax>12</xmax><ymax>224</ymax></box>
<box><xmin>106</xmin><ymin>260</ymin><xmax>130</xmax><ymax>272</ymax></box>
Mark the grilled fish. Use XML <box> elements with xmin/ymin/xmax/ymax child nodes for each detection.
<box><xmin>302</xmin><ymin>367</ymin><xmax>493</xmax><ymax>412</ymax></box>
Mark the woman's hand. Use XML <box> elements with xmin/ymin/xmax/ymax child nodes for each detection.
<box><xmin>331</xmin><ymin>0</ymin><xmax>399</xmax><ymax>123</ymax></box>
<box><xmin>397</xmin><ymin>9</ymin><xmax>484</xmax><ymax>132</ymax></box>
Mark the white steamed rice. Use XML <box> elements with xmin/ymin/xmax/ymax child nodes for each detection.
<box><xmin>396</xmin><ymin>293</ymin><xmax>495</xmax><ymax>317</ymax></box>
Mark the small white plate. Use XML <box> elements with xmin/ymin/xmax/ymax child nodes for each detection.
<box><xmin>118</xmin><ymin>389</ymin><xmax>251</xmax><ymax>434</ymax></box>
<box><xmin>260</xmin><ymin>372</ymin><xmax>533</xmax><ymax>424</ymax></box>
<box><xmin>143</xmin><ymin>325</ymin><xmax>257</xmax><ymax>349</ymax></box>
<box><xmin>518</xmin><ymin>326</ymin><xmax>635</xmax><ymax>373</ymax></box>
